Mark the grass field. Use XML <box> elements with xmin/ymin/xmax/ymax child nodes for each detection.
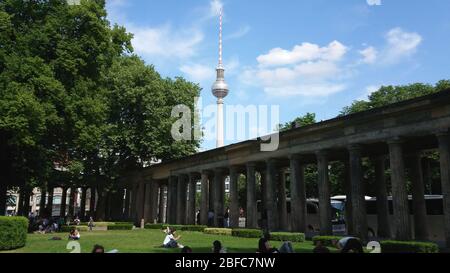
<box><xmin>1</xmin><ymin>229</ymin><xmax>321</xmax><ymax>253</ymax></box>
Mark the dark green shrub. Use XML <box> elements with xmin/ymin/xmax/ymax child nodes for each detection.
<box><xmin>145</xmin><ymin>223</ymin><xmax>164</xmax><ymax>229</ymax></box>
<box><xmin>60</xmin><ymin>226</ymin><xmax>88</xmax><ymax>232</ymax></box>
<box><xmin>270</xmin><ymin>232</ymin><xmax>305</xmax><ymax>242</ymax></box>
<box><xmin>380</xmin><ymin>240</ymin><xmax>439</xmax><ymax>253</ymax></box>
<box><xmin>0</xmin><ymin>216</ymin><xmax>28</xmax><ymax>250</ymax></box>
<box><xmin>162</xmin><ymin>224</ymin><xmax>207</xmax><ymax>232</ymax></box>
<box><xmin>204</xmin><ymin>228</ymin><xmax>232</xmax><ymax>236</ymax></box>
<box><xmin>107</xmin><ymin>224</ymin><xmax>134</xmax><ymax>230</ymax></box>
<box><xmin>232</xmin><ymin>228</ymin><xmax>263</xmax><ymax>238</ymax></box>
<box><xmin>312</xmin><ymin>236</ymin><xmax>343</xmax><ymax>248</ymax></box>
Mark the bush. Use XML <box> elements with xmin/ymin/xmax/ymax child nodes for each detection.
<box><xmin>380</xmin><ymin>240</ymin><xmax>439</xmax><ymax>253</ymax></box>
<box><xmin>161</xmin><ymin>224</ymin><xmax>207</xmax><ymax>232</ymax></box>
<box><xmin>0</xmin><ymin>216</ymin><xmax>28</xmax><ymax>250</ymax></box>
<box><xmin>204</xmin><ymin>228</ymin><xmax>232</xmax><ymax>236</ymax></box>
<box><xmin>107</xmin><ymin>224</ymin><xmax>134</xmax><ymax>230</ymax></box>
<box><xmin>145</xmin><ymin>223</ymin><xmax>164</xmax><ymax>229</ymax></box>
<box><xmin>312</xmin><ymin>236</ymin><xmax>343</xmax><ymax>248</ymax></box>
<box><xmin>232</xmin><ymin>229</ymin><xmax>263</xmax><ymax>238</ymax></box>
<box><xmin>60</xmin><ymin>226</ymin><xmax>88</xmax><ymax>233</ymax></box>
<box><xmin>270</xmin><ymin>232</ymin><xmax>305</xmax><ymax>243</ymax></box>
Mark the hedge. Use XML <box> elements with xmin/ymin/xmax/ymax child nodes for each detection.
<box><xmin>204</xmin><ymin>228</ymin><xmax>233</xmax><ymax>236</ymax></box>
<box><xmin>0</xmin><ymin>216</ymin><xmax>28</xmax><ymax>250</ymax></box>
<box><xmin>270</xmin><ymin>232</ymin><xmax>305</xmax><ymax>243</ymax></box>
<box><xmin>60</xmin><ymin>226</ymin><xmax>88</xmax><ymax>233</ymax></box>
<box><xmin>380</xmin><ymin>240</ymin><xmax>439</xmax><ymax>253</ymax></box>
<box><xmin>107</xmin><ymin>224</ymin><xmax>134</xmax><ymax>230</ymax></box>
<box><xmin>232</xmin><ymin>229</ymin><xmax>263</xmax><ymax>238</ymax></box>
<box><xmin>312</xmin><ymin>236</ymin><xmax>343</xmax><ymax>248</ymax></box>
<box><xmin>146</xmin><ymin>224</ymin><xmax>207</xmax><ymax>232</ymax></box>
<box><xmin>145</xmin><ymin>223</ymin><xmax>164</xmax><ymax>229</ymax></box>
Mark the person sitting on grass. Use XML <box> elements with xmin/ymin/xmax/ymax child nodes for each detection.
<box><xmin>212</xmin><ymin>240</ymin><xmax>227</xmax><ymax>253</ymax></box>
<box><xmin>162</xmin><ymin>227</ymin><xmax>184</xmax><ymax>248</ymax></box>
<box><xmin>92</xmin><ymin>245</ymin><xmax>105</xmax><ymax>253</ymax></box>
<box><xmin>181</xmin><ymin>246</ymin><xmax>193</xmax><ymax>253</ymax></box>
<box><xmin>257</xmin><ymin>238</ymin><xmax>279</xmax><ymax>253</ymax></box>
<box><xmin>313</xmin><ymin>240</ymin><xmax>330</xmax><ymax>253</ymax></box>
<box><xmin>334</xmin><ymin>237</ymin><xmax>364</xmax><ymax>253</ymax></box>
<box><xmin>278</xmin><ymin>241</ymin><xmax>295</xmax><ymax>253</ymax></box>
<box><xmin>68</xmin><ymin>228</ymin><xmax>81</xmax><ymax>240</ymax></box>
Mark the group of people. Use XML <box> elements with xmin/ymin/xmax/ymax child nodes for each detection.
<box><xmin>162</xmin><ymin>225</ymin><xmax>365</xmax><ymax>254</ymax></box>
<box><xmin>313</xmin><ymin>237</ymin><xmax>364</xmax><ymax>253</ymax></box>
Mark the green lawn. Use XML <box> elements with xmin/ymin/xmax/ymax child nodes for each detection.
<box><xmin>1</xmin><ymin>229</ymin><xmax>320</xmax><ymax>253</ymax></box>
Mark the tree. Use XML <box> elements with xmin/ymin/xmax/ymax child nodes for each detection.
<box><xmin>279</xmin><ymin>113</ymin><xmax>316</xmax><ymax>132</ymax></box>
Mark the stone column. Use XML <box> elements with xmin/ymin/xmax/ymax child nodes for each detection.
<box><xmin>373</xmin><ymin>156</ymin><xmax>391</xmax><ymax>238</ymax></box>
<box><xmin>46</xmin><ymin>186</ymin><xmax>54</xmax><ymax>216</ymax></box>
<box><xmin>348</xmin><ymin>145</ymin><xmax>368</xmax><ymax>242</ymax></box>
<box><xmin>245</xmin><ymin>163</ymin><xmax>257</xmax><ymax>229</ymax></box>
<box><xmin>167</xmin><ymin>176</ymin><xmax>178</xmax><ymax>224</ymax></box>
<box><xmin>187</xmin><ymin>174</ymin><xmax>197</xmax><ymax>225</ymax></box>
<box><xmin>208</xmin><ymin>173</ymin><xmax>215</xmax><ymax>215</ymax></box>
<box><xmin>0</xmin><ymin>182</ymin><xmax>7</xmax><ymax>216</ymax></box>
<box><xmin>407</xmin><ymin>152</ymin><xmax>429</xmax><ymax>241</ymax></box>
<box><xmin>213</xmin><ymin>169</ymin><xmax>225</xmax><ymax>227</ymax></box>
<box><xmin>150</xmin><ymin>182</ymin><xmax>159</xmax><ymax>224</ymax></box>
<box><xmin>343</xmin><ymin>161</ymin><xmax>354</xmax><ymax>235</ymax></box>
<box><xmin>136</xmin><ymin>180</ymin><xmax>146</xmax><ymax>225</ymax></box>
<box><xmin>123</xmin><ymin>188</ymin><xmax>130</xmax><ymax>220</ymax></box>
<box><xmin>277</xmin><ymin>169</ymin><xmax>288</xmax><ymax>231</ymax></box>
<box><xmin>176</xmin><ymin>175</ymin><xmax>188</xmax><ymax>225</ymax></box>
<box><xmin>316</xmin><ymin>150</ymin><xmax>332</xmax><ymax>235</ymax></box>
<box><xmin>200</xmin><ymin>172</ymin><xmax>209</xmax><ymax>225</ymax></box>
<box><xmin>289</xmin><ymin>155</ymin><xmax>307</xmax><ymax>233</ymax></box>
<box><xmin>60</xmin><ymin>187</ymin><xmax>67</xmax><ymax>218</ymax></box>
<box><xmin>266</xmin><ymin>159</ymin><xmax>279</xmax><ymax>231</ymax></box>
<box><xmin>437</xmin><ymin>132</ymin><xmax>450</xmax><ymax>248</ymax></box>
<box><xmin>229</xmin><ymin>166</ymin><xmax>240</xmax><ymax>228</ymax></box>
<box><xmin>388</xmin><ymin>139</ymin><xmax>412</xmax><ymax>241</ymax></box>
<box><xmin>79</xmin><ymin>187</ymin><xmax>87</xmax><ymax>220</ymax></box>
<box><xmin>89</xmin><ymin>187</ymin><xmax>96</xmax><ymax>218</ymax></box>
<box><xmin>39</xmin><ymin>187</ymin><xmax>47</xmax><ymax>216</ymax></box>
<box><xmin>144</xmin><ymin>182</ymin><xmax>152</xmax><ymax>224</ymax></box>
<box><xmin>130</xmin><ymin>183</ymin><xmax>138</xmax><ymax>222</ymax></box>
<box><xmin>158</xmin><ymin>184</ymin><xmax>166</xmax><ymax>223</ymax></box>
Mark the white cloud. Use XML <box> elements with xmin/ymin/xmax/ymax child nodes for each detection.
<box><xmin>383</xmin><ymin>27</ymin><xmax>422</xmax><ymax>63</ymax></box>
<box><xmin>130</xmin><ymin>24</ymin><xmax>203</xmax><ymax>59</ymax></box>
<box><xmin>241</xmin><ymin>41</ymin><xmax>349</xmax><ymax>97</ymax></box>
<box><xmin>256</xmin><ymin>41</ymin><xmax>347</xmax><ymax>67</ymax></box>
<box><xmin>359</xmin><ymin>46</ymin><xmax>378</xmax><ymax>64</ymax></box>
<box><xmin>367</xmin><ymin>0</ymin><xmax>382</xmax><ymax>6</ymax></box>
<box><xmin>180</xmin><ymin>63</ymin><xmax>215</xmax><ymax>83</ymax></box>
<box><xmin>359</xmin><ymin>28</ymin><xmax>422</xmax><ymax>65</ymax></box>
<box><xmin>225</xmin><ymin>25</ymin><xmax>251</xmax><ymax>40</ymax></box>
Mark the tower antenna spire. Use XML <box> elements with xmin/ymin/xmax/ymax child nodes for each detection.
<box><xmin>218</xmin><ymin>8</ymin><xmax>223</xmax><ymax>68</ymax></box>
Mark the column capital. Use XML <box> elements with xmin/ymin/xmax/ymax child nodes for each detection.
<box><xmin>436</xmin><ymin>130</ymin><xmax>450</xmax><ymax>138</ymax></box>
<box><xmin>246</xmin><ymin>161</ymin><xmax>257</xmax><ymax>168</ymax></box>
<box><xmin>347</xmin><ymin>143</ymin><xmax>363</xmax><ymax>152</ymax></box>
<box><xmin>387</xmin><ymin>137</ymin><xmax>404</xmax><ymax>145</ymax></box>
<box><xmin>315</xmin><ymin>149</ymin><xmax>329</xmax><ymax>157</ymax></box>
<box><xmin>201</xmin><ymin>170</ymin><xmax>213</xmax><ymax>176</ymax></box>
<box><xmin>265</xmin><ymin>158</ymin><xmax>278</xmax><ymax>165</ymax></box>
<box><xmin>288</xmin><ymin>154</ymin><xmax>302</xmax><ymax>161</ymax></box>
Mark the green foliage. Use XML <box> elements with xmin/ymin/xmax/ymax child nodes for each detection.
<box><xmin>203</xmin><ymin>228</ymin><xmax>233</xmax><ymax>236</ymax></box>
<box><xmin>144</xmin><ymin>223</ymin><xmax>164</xmax><ymax>230</ymax></box>
<box><xmin>164</xmin><ymin>225</ymin><xmax>207</xmax><ymax>232</ymax></box>
<box><xmin>231</xmin><ymin>229</ymin><xmax>263</xmax><ymax>238</ymax></box>
<box><xmin>0</xmin><ymin>216</ymin><xmax>28</xmax><ymax>250</ymax></box>
<box><xmin>269</xmin><ymin>232</ymin><xmax>305</xmax><ymax>243</ymax></box>
<box><xmin>312</xmin><ymin>236</ymin><xmax>343</xmax><ymax>248</ymax></box>
<box><xmin>279</xmin><ymin>113</ymin><xmax>316</xmax><ymax>132</ymax></box>
<box><xmin>60</xmin><ymin>226</ymin><xmax>88</xmax><ymax>232</ymax></box>
<box><xmin>380</xmin><ymin>240</ymin><xmax>439</xmax><ymax>253</ymax></box>
<box><xmin>107</xmin><ymin>224</ymin><xmax>133</xmax><ymax>230</ymax></box>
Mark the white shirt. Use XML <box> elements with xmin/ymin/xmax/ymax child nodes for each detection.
<box><xmin>163</xmin><ymin>234</ymin><xmax>174</xmax><ymax>245</ymax></box>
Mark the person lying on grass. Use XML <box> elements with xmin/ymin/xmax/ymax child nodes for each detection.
<box><xmin>162</xmin><ymin>227</ymin><xmax>184</xmax><ymax>248</ymax></box>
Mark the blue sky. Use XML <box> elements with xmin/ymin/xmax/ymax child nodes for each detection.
<box><xmin>106</xmin><ymin>0</ymin><xmax>450</xmax><ymax>151</ymax></box>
